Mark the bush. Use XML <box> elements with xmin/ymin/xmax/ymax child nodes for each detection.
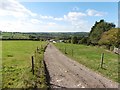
<box><xmin>110</xmin><ymin>46</ymin><xmax>114</xmax><ymax>51</ymax></box>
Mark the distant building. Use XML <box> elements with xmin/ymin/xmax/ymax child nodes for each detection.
<box><xmin>59</xmin><ymin>40</ymin><xmax>64</xmax><ymax>42</ymax></box>
<box><xmin>114</xmin><ymin>47</ymin><xmax>120</xmax><ymax>54</ymax></box>
<box><xmin>53</xmin><ymin>41</ymin><xmax>56</xmax><ymax>43</ymax></box>
<box><xmin>49</xmin><ymin>39</ymin><xmax>54</xmax><ymax>42</ymax></box>
<box><xmin>49</xmin><ymin>39</ymin><xmax>57</xmax><ymax>43</ymax></box>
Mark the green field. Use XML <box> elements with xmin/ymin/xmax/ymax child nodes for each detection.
<box><xmin>55</xmin><ymin>43</ymin><xmax>118</xmax><ymax>82</ymax></box>
<box><xmin>2</xmin><ymin>32</ymin><xmax>29</xmax><ymax>39</ymax></box>
<box><xmin>2</xmin><ymin>41</ymin><xmax>47</xmax><ymax>88</ymax></box>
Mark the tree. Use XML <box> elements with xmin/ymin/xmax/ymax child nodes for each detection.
<box><xmin>71</xmin><ymin>36</ymin><xmax>78</xmax><ymax>44</ymax></box>
<box><xmin>98</xmin><ymin>28</ymin><xmax>119</xmax><ymax>48</ymax></box>
<box><xmin>78</xmin><ymin>37</ymin><xmax>88</xmax><ymax>44</ymax></box>
<box><xmin>89</xmin><ymin>19</ymin><xmax>115</xmax><ymax>45</ymax></box>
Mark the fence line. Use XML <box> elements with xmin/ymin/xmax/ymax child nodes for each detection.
<box><xmin>31</xmin><ymin>43</ymin><xmax>48</xmax><ymax>75</ymax></box>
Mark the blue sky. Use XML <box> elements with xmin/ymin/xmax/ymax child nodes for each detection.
<box><xmin>0</xmin><ymin>0</ymin><xmax>118</xmax><ymax>32</ymax></box>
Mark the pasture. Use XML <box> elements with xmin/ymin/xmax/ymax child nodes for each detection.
<box><xmin>55</xmin><ymin>43</ymin><xmax>118</xmax><ymax>82</ymax></box>
<box><xmin>2</xmin><ymin>41</ymin><xmax>47</xmax><ymax>88</ymax></box>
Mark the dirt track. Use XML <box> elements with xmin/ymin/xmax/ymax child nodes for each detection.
<box><xmin>44</xmin><ymin>43</ymin><xmax>118</xmax><ymax>88</ymax></box>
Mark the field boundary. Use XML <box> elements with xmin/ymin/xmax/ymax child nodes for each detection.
<box><xmin>24</xmin><ymin>43</ymin><xmax>49</xmax><ymax>88</ymax></box>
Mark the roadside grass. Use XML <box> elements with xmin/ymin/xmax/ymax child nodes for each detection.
<box><xmin>2</xmin><ymin>41</ymin><xmax>47</xmax><ymax>88</ymax></box>
<box><xmin>24</xmin><ymin>49</ymin><xmax>47</xmax><ymax>88</ymax></box>
<box><xmin>55</xmin><ymin>43</ymin><xmax>118</xmax><ymax>82</ymax></box>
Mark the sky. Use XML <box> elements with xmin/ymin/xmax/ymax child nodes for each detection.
<box><xmin>0</xmin><ymin>0</ymin><xmax>118</xmax><ymax>32</ymax></box>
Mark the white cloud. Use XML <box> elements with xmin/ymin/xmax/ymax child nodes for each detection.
<box><xmin>39</xmin><ymin>11</ymin><xmax>86</xmax><ymax>22</ymax></box>
<box><xmin>0</xmin><ymin>20</ymin><xmax>74</xmax><ymax>32</ymax></box>
<box><xmin>39</xmin><ymin>15</ymin><xmax>64</xmax><ymax>21</ymax></box>
<box><xmin>39</xmin><ymin>9</ymin><xmax>106</xmax><ymax>22</ymax></box>
<box><xmin>86</xmin><ymin>9</ymin><xmax>106</xmax><ymax>16</ymax></box>
<box><xmin>30</xmin><ymin>19</ymin><xmax>43</xmax><ymax>24</ymax></box>
<box><xmin>64</xmin><ymin>12</ymin><xmax>86</xmax><ymax>21</ymax></box>
<box><xmin>40</xmin><ymin>15</ymin><xmax>53</xmax><ymax>19</ymax></box>
<box><xmin>47</xmin><ymin>22</ymin><xmax>57</xmax><ymax>26</ymax></box>
<box><xmin>30</xmin><ymin>18</ymin><xmax>57</xmax><ymax>26</ymax></box>
<box><xmin>60</xmin><ymin>11</ymin><xmax>91</xmax><ymax>32</ymax></box>
<box><xmin>54</xmin><ymin>17</ymin><xmax>63</xmax><ymax>21</ymax></box>
<box><xmin>0</xmin><ymin>0</ymin><xmax>37</xmax><ymax>18</ymax></box>
<box><xmin>63</xmin><ymin>12</ymin><xmax>86</xmax><ymax>25</ymax></box>
<box><xmin>0</xmin><ymin>21</ymin><xmax>25</xmax><ymax>32</ymax></box>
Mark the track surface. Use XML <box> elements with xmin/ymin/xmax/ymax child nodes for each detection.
<box><xmin>44</xmin><ymin>44</ymin><xmax>118</xmax><ymax>88</ymax></box>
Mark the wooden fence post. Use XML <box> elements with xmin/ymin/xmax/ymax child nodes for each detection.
<box><xmin>100</xmin><ymin>53</ymin><xmax>104</xmax><ymax>68</ymax></box>
<box><xmin>31</xmin><ymin>56</ymin><xmax>34</xmax><ymax>75</ymax></box>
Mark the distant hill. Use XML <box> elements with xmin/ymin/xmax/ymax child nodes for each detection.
<box><xmin>1</xmin><ymin>32</ymin><xmax>89</xmax><ymax>40</ymax></box>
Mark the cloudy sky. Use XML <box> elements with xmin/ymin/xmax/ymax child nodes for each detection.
<box><xmin>0</xmin><ymin>0</ymin><xmax>118</xmax><ymax>32</ymax></box>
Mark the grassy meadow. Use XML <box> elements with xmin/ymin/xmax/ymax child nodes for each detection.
<box><xmin>2</xmin><ymin>40</ymin><xmax>47</xmax><ymax>88</ymax></box>
<box><xmin>55</xmin><ymin>43</ymin><xmax>118</xmax><ymax>82</ymax></box>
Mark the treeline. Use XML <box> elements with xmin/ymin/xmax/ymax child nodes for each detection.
<box><xmin>70</xmin><ymin>19</ymin><xmax>119</xmax><ymax>50</ymax></box>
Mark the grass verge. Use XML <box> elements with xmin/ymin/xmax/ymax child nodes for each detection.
<box><xmin>24</xmin><ymin>45</ymin><xmax>48</xmax><ymax>88</ymax></box>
